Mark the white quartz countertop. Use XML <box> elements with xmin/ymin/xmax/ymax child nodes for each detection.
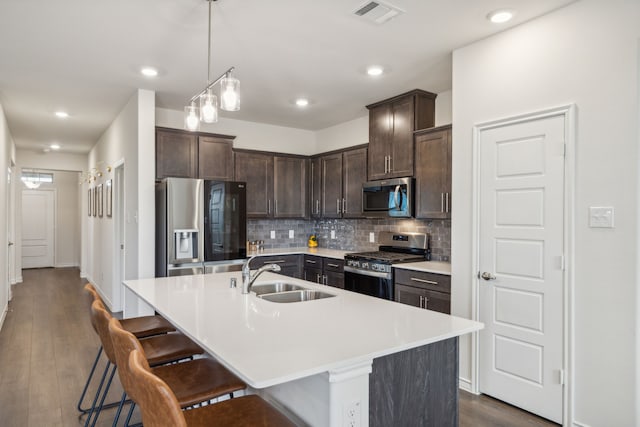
<box><xmin>246</xmin><ymin>247</ymin><xmax>350</xmax><ymax>260</ymax></box>
<box><xmin>125</xmin><ymin>272</ymin><xmax>481</xmax><ymax>389</ymax></box>
<box><xmin>392</xmin><ymin>261</ymin><xmax>452</xmax><ymax>275</ymax></box>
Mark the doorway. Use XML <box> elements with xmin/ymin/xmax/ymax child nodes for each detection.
<box><xmin>473</xmin><ymin>106</ymin><xmax>574</xmax><ymax>424</ymax></box>
<box><xmin>114</xmin><ymin>162</ymin><xmax>125</xmax><ymax>310</ymax></box>
<box><xmin>21</xmin><ymin>189</ymin><xmax>55</xmax><ymax>268</ymax></box>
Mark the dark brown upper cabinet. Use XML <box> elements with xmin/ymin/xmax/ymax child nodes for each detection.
<box><xmin>414</xmin><ymin>125</ymin><xmax>452</xmax><ymax>219</ymax></box>
<box><xmin>198</xmin><ymin>135</ymin><xmax>234</xmax><ymax>181</ymax></box>
<box><xmin>234</xmin><ymin>151</ymin><xmax>274</xmax><ymax>218</ymax></box>
<box><xmin>156</xmin><ymin>127</ymin><xmax>235</xmax><ymax>181</ymax></box>
<box><xmin>156</xmin><ymin>128</ymin><xmax>198</xmax><ymax>179</ymax></box>
<box><xmin>366</xmin><ymin>90</ymin><xmax>437</xmax><ymax>181</ymax></box>
<box><xmin>310</xmin><ymin>146</ymin><xmax>367</xmax><ymax>219</ymax></box>
<box><xmin>274</xmin><ymin>156</ymin><xmax>307</xmax><ymax>218</ymax></box>
<box><xmin>235</xmin><ymin>151</ymin><xmax>307</xmax><ymax>219</ymax></box>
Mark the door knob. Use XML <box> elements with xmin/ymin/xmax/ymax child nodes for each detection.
<box><xmin>480</xmin><ymin>272</ymin><xmax>496</xmax><ymax>281</ymax></box>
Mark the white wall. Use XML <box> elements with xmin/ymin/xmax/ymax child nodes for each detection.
<box><xmin>314</xmin><ymin>90</ymin><xmax>453</xmax><ymax>152</ymax></box>
<box><xmin>87</xmin><ymin>89</ymin><xmax>155</xmax><ymax>312</ymax></box>
<box><xmin>156</xmin><ymin>108</ymin><xmax>317</xmax><ymax>155</ymax></box>
<box><xmin>451</xmin><ymin>1</ymin><xmax>639</xmax><ymax>426</ymax></box>
<box><xmin>16</xmin><ymin>150</ymin><xmax>86</xmax><ymax>171</ymax></box>
<box><xmin>0</xmin><ymin>103</ymin><xmax>16</xmax><ymax>330</ymax></box>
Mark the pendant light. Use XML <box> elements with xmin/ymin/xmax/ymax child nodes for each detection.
<box><xmin>184</xmin><ymin>0</ymin><xmax>240</xmax><ymax>131</ymax></box>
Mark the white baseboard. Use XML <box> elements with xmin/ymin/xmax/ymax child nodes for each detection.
<box><xmin>0</xmin><ymin>304</ymin><xmax>7</xmax><ymax>332</ymax></box>
<box><xmin>458</xmin><ymin>377</ymin><xmax>474</xmax><ymax>393</ymax></box>
<box><xmin>573</xmin><ymin>421</ymin><xmax>592</xmax><ymax>427</ymax></box>
<box><xmin>80</xmin><ymin>271</ymin><xmax>87</xmax><ymax>278</ymax></box>
<box><xmin>55</xmin><ymin>262</ymin><xmax>79</xmax><ymax>268</ymax></box>
<box><xmin>15</xmin><ymin>275</ymin><xmax>23</xmax><ymax>283</ymax></box>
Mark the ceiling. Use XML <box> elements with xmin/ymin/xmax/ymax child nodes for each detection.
<box><xmin>0</xmin><ymin>0</ymin><xmax>576</xmax><ymax>154</ymax></box>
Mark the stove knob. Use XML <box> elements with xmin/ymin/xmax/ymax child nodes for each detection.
<box><xmin>362</xmin><ymin>262</ymin><xmax>369</xmax><ymax>269</ymax></box>
<box><xmin>372</xmin><ymin>264</ymin><xmax>378</xmax><ymax>271</ymax></box>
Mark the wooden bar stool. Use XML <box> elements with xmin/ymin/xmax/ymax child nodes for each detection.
<box><xmin>78</xmin><ymin>284</ymin><xmax>176</xmax><ymax>414</ymax></box>
<box><xmin>108</xmin><ymin>317</ymin><xmax>247</xmax><ymax>426</ymax></box>
<box><xmin>127</xmin><ymin>349</ymin><xmax>296</xmax><ymax>427</ymax></box>
<box><xmin>86</xmin><ymin>300</ymin><xmax>206</xmax><ymax>427</ymax></box>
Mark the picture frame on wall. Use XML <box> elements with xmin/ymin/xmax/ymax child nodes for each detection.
<box><xmin>88</xmin><ymin>188</ymin><xmax>92</xmax><ymax>216</ymax></box>
<box><xmin>97</xmin><ymin>184</ymin><xmax>103</xmax><ymax>217</ymax></box>
<box><xmin>105</xmin><ymin>179</ymin><xmax>112</xmax><ymax>218</ymax></box>
<box><xmin>93</xmin><ymin>187</ymin><xmax>97</xmax><ymax>217</ymax></box>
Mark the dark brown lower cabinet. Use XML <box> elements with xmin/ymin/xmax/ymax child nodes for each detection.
<box><xmin>249</xmin><ymin>255</ymin><xmax>302</xmax><ymax>279</ymax></box>
<box><xmin>303</xmin><ymin>255</ymin><xmax>344</xmax><ymax>288</ymax></box>
<box><xmin>394</xmin><ymin>269</ymin><xmax>451</xmax><ymax>314</ymax></box>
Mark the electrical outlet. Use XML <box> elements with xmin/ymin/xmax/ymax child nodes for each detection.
<box><xmin>344</xmin><ymin>401</ymin><xmax>361</xmax><ymax>427</ymax></box>
<box><xmin>289</xmin><ymin>229</ymin><xmax>294</xmax><ymax>239</ymax></box>
<box><xmin>270</xmin><ymin>230</ymin><xmax>276</xmax><ymax>239</ymax></box>
<box><xmin>330</xmin><ymin>230</ymin><xmax>336</xmax><ymax>239</ymax></box>
<box><xmin>369</xmin><ymin>232</ymin><xmax>375</xmax><ymax>243</ymax></box>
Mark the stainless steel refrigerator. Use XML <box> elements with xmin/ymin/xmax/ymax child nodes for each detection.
<box><xmin>156</xmin><ymin>178</ymin><xmax>246</xmax><ymax>277</ymax></box>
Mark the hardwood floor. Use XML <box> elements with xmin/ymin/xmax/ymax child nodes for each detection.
<box><xmin>0</xmin><ymin>268</ymin><xmax>559</xmax><ymax>427</ymax></box>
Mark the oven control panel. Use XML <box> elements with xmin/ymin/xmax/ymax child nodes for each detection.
<box><xmin>345</xmin><ymin>259</ymin><xmax>392</xmax><ymax>273</ymax></box>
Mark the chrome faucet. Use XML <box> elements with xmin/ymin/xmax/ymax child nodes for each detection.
<box><xmin>241</xmin><ymin>256</ymin><xmax>281</xmax><ymax>294</ymax></box>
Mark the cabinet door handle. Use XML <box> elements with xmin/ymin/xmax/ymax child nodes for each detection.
<box><xmin>411</xmin><ymin>277</ymin><xmax>439</xmax><ymax>286</ymax></box>
<box><xmin>275</xmin><ymin>199</ymin><xmax>278</xmax><ymax>214</ymax></box>
<box><xmin>327</xmin><ymin>263</ymin><xmax>340</xmax><ymax>268</ymax></box>
<box><xmin>445</xmin><ymin>192</ymin><xmax>450</xmax><ymax>213</ymax></box>
<box><xmin>306</xmin><ymin>260</ymin><xmax>317</xmax><ymax>264</ymax></box>
<box><xmin>342</xmin><ymin>198</ymin><xmax>346</xmax><ymax>214</ymax></box>
<box><xmin>316</xmin><ymin>200</ymin><xmax>320</xmax><ymax>215</ymax></box>
<box><xmin>441</xmin><ymin>193</ymin><xmax>444</xmax><ymax>212</ymax></box>
<box><xmin>388</xmin><ymin>156</ymin><xmax>392</xmax><ymax>172</ymax></box>
<box><xmin>316</xmin><ymin>273</ymin><xmax>321</xmax><ymax>283</ymax></box>
<box><xmin>337</xmin><ymin>199</ymin><xmax>341</xmax><ymax>214</ymax></box>
<box><xmin>268</xmin><ymin>199</ymin><xmax>271</xmax><ymax>214</ymax></box>
<box><xmin>424</xmin><ymin>297</ymin><xmax>429</xmax><ymax>309</ymax></box>
<box><xmin>419</xmin><ymin>295</ymin><xmax>424</xmax><ymax>309</ymax></box>
<box><xmin>323</xmin><ymin>275</ymin><xmax>328</xmax><ymax>285</ymax></box>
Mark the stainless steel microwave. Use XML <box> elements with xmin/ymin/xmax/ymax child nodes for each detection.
<box><xmin>362</xmin><ymin>177</ymin><xmax>414</xmax><ymax>218</ymax></box>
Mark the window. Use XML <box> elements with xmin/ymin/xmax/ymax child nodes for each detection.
<box><xmin>21</xmin><ymin>171</ymin><xmax>54</xmax><ymax>189</ymax></box>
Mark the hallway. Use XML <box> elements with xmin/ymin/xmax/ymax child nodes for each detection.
<box><xmin>0</xmin><ymin>268</ymin><xmax>557</xmax><ymax>426</ymax></box>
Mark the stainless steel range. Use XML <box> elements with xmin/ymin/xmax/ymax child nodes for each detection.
<box><xmin>344</xmin><ymin>231</ymin><xmax>430</xmax><ymax>300</ymax></box>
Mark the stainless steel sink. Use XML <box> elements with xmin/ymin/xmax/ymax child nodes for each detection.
<box><xmin>251</xmin><ymin>282</ymin><xmax>306</xmax><ymax>296</ymax></box>
<box><xmin>258</xmin><ymin>290</ymin><xmax>336</xmax><ymax>303</ymax></box>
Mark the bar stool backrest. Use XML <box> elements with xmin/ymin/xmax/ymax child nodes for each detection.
<box><xmin>127</xmin><ymin>349</ymin><xmax>187</xmax><ymax>427</ymax></box>
<box><xmin>84</xmin><ymin>284</ymin><xmax>100</xmax><ymax>333</ymax></box>
<box><xmin>107</xmin><ymin>317</ymin><xmax>146</xmax><ymax>397</ymax></box>
<box><xmin>90</xmin><ymin>300</ymin><xmax>118</xmax><ymax>364</ymax></box>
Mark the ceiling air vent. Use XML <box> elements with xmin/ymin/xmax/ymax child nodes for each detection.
<box><xmin>353</xmin><ymin>1</ymin><xmax>404</xmax><ymax>25</ymax></box>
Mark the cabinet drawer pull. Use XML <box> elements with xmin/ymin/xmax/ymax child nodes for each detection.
<box><xmin>264</xmin><ymin>260</ymin><xmax>286</xmax><ymax>264</ymax></box>
<box><xmin>306</xmin><ymin>260</ymin><xmax>317</xmax><ymax>264</ymax></box>
<box><xmin>327</xmin><ymin>263</ymin><xmax>340</xmax><ymax>268</ymax></box>
<box><xmin>411</xmin><ymin>277</ymin><xmax>438</xmax><ymax>285</ymax></box>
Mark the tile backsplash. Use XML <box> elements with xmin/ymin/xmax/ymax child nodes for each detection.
<box><xmin>247</xmin><ymin>217</ymin><xmax>451</xmax><ymax>261</ymax></box>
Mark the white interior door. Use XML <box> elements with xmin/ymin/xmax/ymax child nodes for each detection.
<box><xmin>21</xmin><ymin>189</ymin><xmax>55</xmax><ymax>269</ymax></box>
<box><xmin>477</xmin><ymin>112</ymin><xmax>565</xmax><ymax>423</ymax></box>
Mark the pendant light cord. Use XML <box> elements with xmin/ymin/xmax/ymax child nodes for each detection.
<box><xmin>207</xmin><ymin>0</ymin><xmax>212</xmax><ymax>84</ymax></box>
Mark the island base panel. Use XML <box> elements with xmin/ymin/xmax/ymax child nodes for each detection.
<box><xmin>370</xmin><ymin>337</ymin><xmax>459</xmax><ymax>427</ymax></box>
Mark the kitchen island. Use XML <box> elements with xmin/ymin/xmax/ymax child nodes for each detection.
<box><xmin>124</xmin><ymin>271</ymin><xmax>482</xmax><ymax>426</ymax></box>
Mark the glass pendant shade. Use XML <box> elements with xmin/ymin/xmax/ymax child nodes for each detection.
<box><xmin>220</xmin><ymin>76</ymin><xmax>240</xmax><ymax>111</ymax></box>
<box><xmin>199</xmin><ymin>89</ymin><xmax>218</xmax><ymax>123</ymax></box>
<box><xmin>184</xmin><ymin>103</ymin><xmax>200</xmax><ymax>131</ymax></box>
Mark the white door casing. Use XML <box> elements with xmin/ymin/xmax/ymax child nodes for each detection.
<box><xmin>21</xmin><ymin>189</ymin><xmax>55</xmax><ymax>269</ymax></box>
<box><xmin>475</xmin><ymin>108</ymin><xmax>570</xmax><ymax>424</ymax></box>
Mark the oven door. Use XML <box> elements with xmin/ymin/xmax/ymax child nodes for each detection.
<box><xmin>343</xmin><ymin>268</ymin><xmax>394</xmax><ymax>300</ymax></box>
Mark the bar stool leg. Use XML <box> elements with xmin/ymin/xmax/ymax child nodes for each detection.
<box><xmin>86</xmin><ymin>364</ymin><xmax>117</xmax><ymax>427</ymax></box>
<box><xmin>77</xmin><ymin>346</ymin><xmax>104</xmax><ymax>414</ymax></box>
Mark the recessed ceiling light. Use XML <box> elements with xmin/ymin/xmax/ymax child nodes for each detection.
<box><xmin>55</xmin><ymin>111</ymin><xmax>69</xmax><ymax>119</ymax></box>
<box><xmin>295</xmin><ymin>98</ymin><xmax>309</xmax><ymax>107</ymax></box>
<box><xmin>487</xmin><ymin>9</ymin><xmax>515</xmax><ymax>24</ymax></box>
<box><xmin>50</xmin><ymin>143</ymin><xmax>61</xmax><ymax>150</ymax></box>
<box><xmin>367</xmin><ymin>66</ymin><xmax>384</xmax><ymax>76</ymax></box>
<box><xmin>140</xmin><ymin>67</ymin><xmax>158</xmax><ymax>77</ymax></box>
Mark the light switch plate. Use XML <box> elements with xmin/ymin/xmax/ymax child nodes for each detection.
<box><xmin>369</xmin><ymin>232</ymin><xmax>375</xmax><ymax>243</ymax></box>
<box><xmin>289</xmin><ymin>230</ymin><xmax>294</xmax><ymax>239</ymax></box>
<box><xmin>589</xmin><ymin>206</ymin><xmax>614</xmax><ymax>228</ymax></box>
<box><xmin>270</xmin><ymin>230</ymin><xmax>276</xmax><ymax>239</ymax></box>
